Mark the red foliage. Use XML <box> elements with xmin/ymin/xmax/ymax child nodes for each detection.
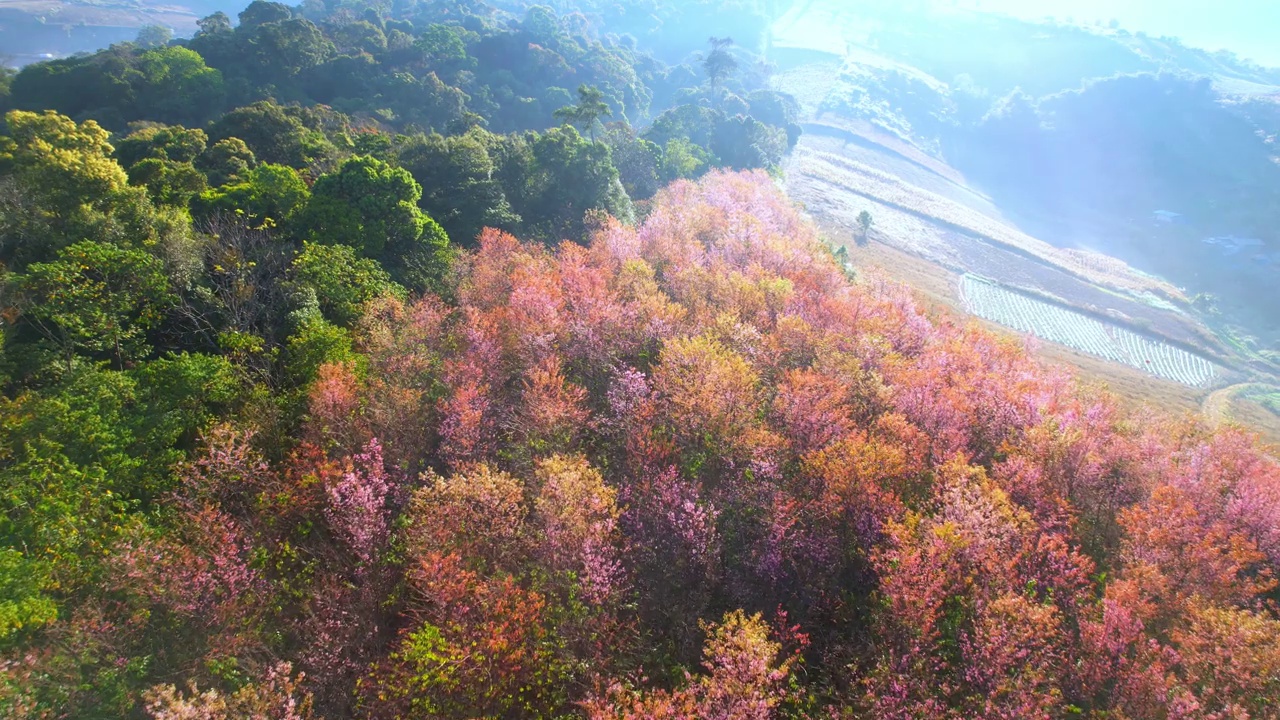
<box><xmin>389</xmin><ymin>171</ymin><xmax>1280</xmax><ymax>716</ymax></box>
<box><xmin>321</xmin><ymin>439</ymin><xmax>396</xmax><ymax>571</ymax></box>
<box><xmin>304</xmin><ymin>362</ymin><xmax>369</xmax><ymax>455</ymax></box>
<box><xmin>1120</xmin><ymin>484</ymin><xmax>1275</xmax><ymax>612</ymax></box>
<box><xmin>436</xmin><ymin>374</ymin><xmax>496</xmax><ymax>472</ymax></box>
<box><xmin>511</xmin><ymin>356</ymin><xmax>591</xmax><ymax>456</ymax></box>
<box><xmin>771</xmin><ymin>367</ymin><xmax>855</xmax><ymax>455</ymax></box>
<box><xmin>42</xmin><ymin>170</ymin><xmax>1280</xmax><ymax>718</ymax></box>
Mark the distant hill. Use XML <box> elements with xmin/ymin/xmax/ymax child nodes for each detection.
<box><xmin>0</xmin><ymin>0</ymin><xmax>241</xmax><ymax>64</ymax></box>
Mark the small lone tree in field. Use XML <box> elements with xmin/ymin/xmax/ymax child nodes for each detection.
<box><xmin>856</xmin><ymin>210</ymin><xmax>874</xmax><ymax>243</ymax></box>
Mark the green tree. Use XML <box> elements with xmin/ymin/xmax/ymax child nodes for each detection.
<box><xmin>132</xmin><ymin>46</ymin><xmax>227</xmax><ymax>126</ymax></box>
<box><xmin>487</xmin><ymin>131</ymin><xmax>539</xmax><ymax>226</ymax></box>
<box><xmin>0</xmin><ymin>547</ymin><xmax>58</xmax><ymax>647</ymax></box>
<box><xmin>602</xmin><ymin>123</ymin><xmax>662</xmax><ymax>200</ymax></box>
<box><xmin>711</xmin><ymin>114</ymin><xmax>787</xmax><ymax>170</ymax></box>
<box><xmin>115</xmin><ymin>124</ymin><xmax>209</xmax><ymax>167</ymax></box>
<box><xmin>413</xmin><ymin>24</ymin><xmax>478</xmax><ymax>82</ymax></box>
<box><xmin>857</xmin><ymin>210</ymin><xmax>874</xmax><ymax>241</ymax></box>
<box><xmin>0</xmin><ymin>110</ymin><xmax>168</xmax><ymax>266</ymax></box>
<box><xmin>331</xmin><ymin>20</ymin><xmax>387</xmax><ymax>54</ymax></box>
<box><xmin>6</xmin><ymin>45</ymin><xmax>224</xmax><ymax>128</ymax></box>
<box><xmin>288</xmin><ymin>242</ymin><xmax>406</xmax><ymax>326</ymax></box>
<box><xmin>126</xmin><ymin>157</ymin><xmax>208</xmax><ymax>206</ymax></box>
<box><xmin>298</xmin><ymin>156</ymin><xmax>451</xmax><ymax>289</ymax></box>
<box><xmin>0</xmin><ymin>441</ymin><xmax>131</xmax><ymax>647</ymax></box>
<box><xmin>195</xmin><ymin>163</ymin><xmax>310</xmax><ymax>228</ymax></box>
<box><xmin>0</xmin><ymin>354</ymin><xmax>238</xmax><ymax>651</ymax></box>
<box><xmin>195</xmin><ymin>11</ymin><xmax>233</xmax><ymax>35</ymax></box>
<box><xmin>521</xmin><ymin>4</ymin><xmax>564</xmax><ymax>46</ymax></box>
<box><xmin>747</xmin><ymin>89</ymin><xmax>803</xmax><ymax>147</ymax></box>
<box><xmin>3</xmin><ymin>356</ymin><xmax>238</xmax><ymax>503</ymax></box>
<box><xmin>658</xmin><ymin>137</ymin><xmax>711</xmax><ymax>183</ymax></box>
<box><xmin>135</xmin><ymin>24</ymin><xmax>173</xmax><ymax>49</ymax></box>
<box><xmin>377</xmin><ymin>70</ymin><xmax>480</xmax><ymax>134</ymax></box>
<box><xmin>196</xmin><ymin>137</ymin><xmax>257</xmax><ymax>187</ymax></box>
<box><xmin>398</xmin><ymin>130</ymin><xmax>520</xmax><ymax>245</ymax></box>
<box><xmin>238</xmin><ymin>0</ymin><xmax>292</xmax><ymax>29</ymax></box>
<box><xmin>209</xmin><ymin>101</ymin><xmax>335</xmax><ymax>168</ymax></box>
<box><xmin>245</xmin><ymin>17</ymin><xmax>335</xmax><ymax>84</ymax></box>
<box><xmin>285</xmin><ymin>314</ymin><xmax>357</xmax><ymax>385</ymax></box>
<box><xmin>519</xmin><ymin>126</ymin><xmax>633</xmax><ymax>241</ymax></box>
<box><xmin>114</xmin><ymin>125</ymin><xmax>210</xmax><ymax>205</ymax></box>
<box><xmin>0</xmin><ymin>66</ymin><xmax>14</xmax><ymax>103</ymax></box>
<box><xmin>702</xmin><ymin>37</ymin><xmax>739</xmax><ymax>94</ymax></box>
<box><xmin>644</xmin><ymin>103</ymin><xmax>722</xmax><ymax>149</ymax></box>
<box><xmin>15</xmin><ymin>241</ymin><xmax>175</xmax><ymax>368</ymax></box>
<box><xmin>0</xmin><ymin>110</ymin><xmax>130</xmax><ymax>220</ymax></box>
<box><xmin>553</xmin><ymin>84</ymin><xmax>612</xmax><ymax>143</ymax></box>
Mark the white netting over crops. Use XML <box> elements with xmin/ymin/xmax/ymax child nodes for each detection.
<box><xmin>960</xmin><ymin>275</ymin><xmax>1216</xmax><ymax>387</ymax></box>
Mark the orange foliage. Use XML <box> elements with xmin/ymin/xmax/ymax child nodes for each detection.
<box><xmin>68</xmin><ymin>170</ymin><xmax>1280</xmax><ymax>719</ymax></box>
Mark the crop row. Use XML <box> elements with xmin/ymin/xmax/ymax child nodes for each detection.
<box><xmin>960</xmin><ymin>276</ymin><xmax>1216</xmax><ymax>387</ymax></box>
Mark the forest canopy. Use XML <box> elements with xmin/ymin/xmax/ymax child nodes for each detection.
<box><xmin>1</xmin><ymin>1</ymin><xmax>1279</xmax><ymax>719</ymax></box>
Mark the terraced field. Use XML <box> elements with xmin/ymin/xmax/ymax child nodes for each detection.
<box><xmin>785</xmin><ymin>136</ymin><xmax>1222</xmax><ymax>351</ymax></box>
<box><xmin>797</xmin><ymin>144</ymin><xmax>1184</xmax><ymax>300</ymax></box>
<box><xmin>961</xmin><ymin>275</ymin><xmax>1217</xmax><ymax>387</ymax></box>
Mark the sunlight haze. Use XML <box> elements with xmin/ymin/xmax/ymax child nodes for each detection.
<box><xmin>959</xmin><ymin>0</ymin><xmax>1280</xmax><ymax>65</ymax></box>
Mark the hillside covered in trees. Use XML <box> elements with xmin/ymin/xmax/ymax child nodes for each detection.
<box><xmin>2</xmin><ymin>2</ymin><xmax>1280</xmax><ymax>718</ymax></box>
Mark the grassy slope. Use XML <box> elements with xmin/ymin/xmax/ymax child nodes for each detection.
<box><xmin>783</xmin><ymin>135</ymin><xmax>1222</xmax><ymax>352</ymax></box>
<box><xmin>828</xmin><ymin>222</ymin><xmax>1204</xmax><ymax>410</ymax></box>
<box><xmin>773</xmin><ymin>4</ymin><xmax>1280</xmax><ymax>440</ymax></box>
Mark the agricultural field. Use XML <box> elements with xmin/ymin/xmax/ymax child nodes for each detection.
<box><xmin>798</xmin><ymin>143</ymin><xmax>1185</xmax><ymax>300</ymax></box>
<box><xmin>773</xmin><ymin>0</ymin><xmax>1280</xmax><ymax>432</ymax></box>
<box><xmin>1251</xmin><ymin>387</ymin><xmax>1280</xmax><ymax>414</ymax></box>
<box><xmin>0</xmin><ymin>0</ymin><xmax>217</xmax><ymax>64</ymax></box>
<box><xmin>960</xmin><ymin>274</ymin><xmax>1218</xmax><ymax>387</ymax></box>
<box><xmin>784</xmin><ymin>136</ymin><xmax>1223</xmax><ymax>353</ymax></box>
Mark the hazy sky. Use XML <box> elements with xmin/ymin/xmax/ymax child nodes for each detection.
<box><xmin>958</xmin><ymin>0</ymin><xmax>1280</xmax><ymax>66</ymax></box>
